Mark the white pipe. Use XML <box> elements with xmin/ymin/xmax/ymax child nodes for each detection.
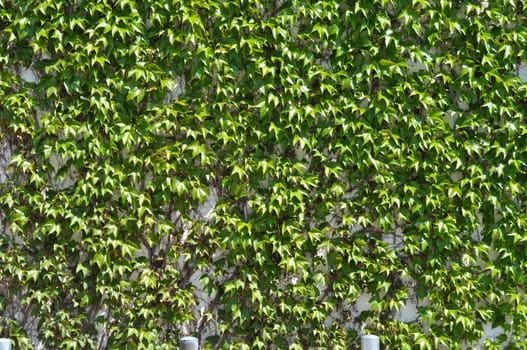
<box><xmin>0</xmin><ymin>339</ymin><xmax>11</xmax><ymax>350</ymax></box>
<box><xmin>361</xmin><ymin>334</ymin><xmax>379</xmax><ymax>350</ymax></box>
<box><xmin>180</xmin><ymin>336</ymin><xmax>199</xmax><ymax>350</ymax></box>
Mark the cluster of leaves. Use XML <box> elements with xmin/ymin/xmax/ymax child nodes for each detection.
<box><xmin>1</xmin><ymin>0</ymin><xmax>527</xmax><ymax>349</ymax></box>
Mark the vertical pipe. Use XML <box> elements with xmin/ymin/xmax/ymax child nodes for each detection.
<box><xmin>361</xmin><ymin>334</ymin><xmax>379</xmax><ymax>350</ymax></box>
<box><xmin>180</xmin><ymin>336</ymin><xmax>199</xmax><ymax>350</ymax></box>
<box><xmin>0</xmin><ymin>339</ymin><xmax>11</xmax><ymax>350</ymax></box>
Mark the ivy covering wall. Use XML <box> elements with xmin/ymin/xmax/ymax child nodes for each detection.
<box><xmin>1</xmin><ymin>0</ymin><xmax>527</xmax><ymax>349</ymax></box>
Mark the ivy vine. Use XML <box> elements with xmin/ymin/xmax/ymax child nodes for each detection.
<box><xmin>1</xmin><ymin>0</ymin><xmax>527</xmax><ymax>349</ymax></box>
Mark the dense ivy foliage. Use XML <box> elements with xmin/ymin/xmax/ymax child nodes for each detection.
<box><xmin>1</xmin><ymin>0</ymin><xmax>527</xmax><ymax>349</ymax></box>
